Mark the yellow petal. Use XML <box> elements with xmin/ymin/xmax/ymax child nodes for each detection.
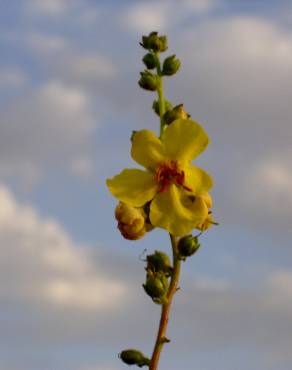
<box><xmin>200</xmin><ymin>192</ymin><xmax>213</xmax><ymax>208</ymax></box>
<box><xmin>163</xmin><ymin>119</ymin><xmax>209</xmax><ymax>163</ymax></box>
<box><xmin>107</xmin><ymin>169</ymin><xmax>157</xmax><ymax>207</ymax></box>
<box><xmin>131</xmin><ymin>130</ymin><xmax>165</xmax><ymax>170</ymax></box>
<box><xmin>150</xmin><ymin>184</ymin><xmax>208</xmax><ymax>236</ymax></box>
<box><xmin>184</xmin><ymin>165</ymin><xmax>213</xmax><ymax>194</ymax></box>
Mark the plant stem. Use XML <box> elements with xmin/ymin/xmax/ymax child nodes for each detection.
<box><xmin>149</xmin><ymin>234</ymin><xmax>181</xmax><ymax>370</ymax></box>
<box><xmin>155</xmin><ymin>53</ymin><xmax>166</xmax><ymax>138</ymax></box>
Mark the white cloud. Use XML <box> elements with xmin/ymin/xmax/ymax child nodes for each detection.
<box><xmin>179</xmin><ymin>16</ymin><xmax>292</xmax><ymax>115</ymax></box>
<box><xmin>123</xmin><ymin>2</ymin><xmax>168</xmax><ymax>33</ymax></box>
<box><xmin>0</xmin><ymin>80</ymin><xmax>96</xmax><ymax>183</ymax></box>
<box><xmin>26</xmin><ymin>0</ymin><xmax>100</xmax><ymax>25</ymax></box>
<box><xmin>122</xmin><ymin>0</ymin><xmax>217</xmax><ymax>33</ymax></box>
<box><xmin>56</xmin><ymin>52</ymin><xmax>116</xmax><ymax>85</ymax></box>
<box><xmin>248</xmin><ymin>160</ymin><xmax>292</xmax><ymax>204</ymax></box>
<box><xmin>236</xmin><ymin>159</ymin><xmax>292</xmax><ymax>229</ymax></box>
<box><xmin>0</xmin><ymin>184</ymin><xmax>128</xmax><ymax>310</ymax></box>
<box><xmin>0</xmin><ymin>66</ymin><xmax>29</xmax><ymax>88</ymax></box>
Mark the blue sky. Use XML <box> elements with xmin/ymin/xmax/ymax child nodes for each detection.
<box><xmin>0</xmin><ymin>1</ymin><xmax>292</xmax><ymax>370</ymax></box>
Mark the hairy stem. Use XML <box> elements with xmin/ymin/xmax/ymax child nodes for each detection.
<box><xmin>149</xmin><ymin>234</ymin><xmax>181</xmax><ymax>370</ymax></box>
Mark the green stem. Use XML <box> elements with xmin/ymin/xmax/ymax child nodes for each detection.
<box><xmin>149</xmin><ymin>234</ymin><xmax>181</xmax><ymax>370</ymax></box>
<box><xmin>155</xmin><ymin>53</ymin><xmax>166</xmax><ymax>138</ymax></box>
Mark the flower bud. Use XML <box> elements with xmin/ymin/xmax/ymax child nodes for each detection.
<box><xmin>119</xmin><ymin>349</ymin><xmax>150</xmax><ymax>367</ymax></box>
<box><xmin>152</xmin><ymin>99</ymin><xmax>173</xmax><ymax>116</ymax></box>
<box><xmin>146</xmin><ymin>251</ymin><xmax>172</xmax><ymax>275</ymax></box>
<box><xmin>163</xmin><ymin>104</ymin><xmax>189</xmax><ymax>125</ymax></box>
<box><xmin>115</xmin><ymin>202</ymin><xmax>146</xmax><ymax>240</ymax></box>
<box><xmin>140</xmin><ymin>32</ymin><xmax>168</xmax><ymax>52</ymax></box>
<box><xmin>138</xmin><ymin>71</ymin><xmax>159</xmax><ymax>91</ymax></box>
<box><xmin>158</xmin><ymin>35</ymin><xmax>168</xmax><ymax>52</ymax></box>
<box><xmin>142</xmin><ymin>53</ymin><xmax>158</xmax><ymax>69</ymax></box>
<box><xmin>143</xmin><ymin>272</ymin><xmax>168</xmax><ymax>303</ymax></box>
<box><xmin>178</xmin><ymin>235</ymin><xmax>200</xmax><ymax>260</ymax></box>
<box><xmin>162</xmin><ymin>55</ymin><xmax>181</xmax><ymax>76</ymax></box>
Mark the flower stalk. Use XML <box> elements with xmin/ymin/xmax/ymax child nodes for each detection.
<box><xmin>106</xmin><ymin>31</ymin><xmax>217</xmax><ymax>370</ymax></box>
<box><xmin>149</xmin><ymin>234</ymin><xmax>181</xmax><ymax>370</ymax></box>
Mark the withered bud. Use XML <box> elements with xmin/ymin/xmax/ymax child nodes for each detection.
<box><xmin>115</xmin><ymin>202</ymin><xmax>146</xmax><ymax>240</ymax></box>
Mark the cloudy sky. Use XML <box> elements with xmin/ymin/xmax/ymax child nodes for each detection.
<box><xmin>0</xmin><ymin>0</ymin><xmax>292</xmax><ymax>369</ymax></box>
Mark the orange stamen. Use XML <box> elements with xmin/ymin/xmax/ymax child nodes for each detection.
<box><xmin>155</xmin><ymin>160</ymin><xmax>192</xmax><ymax>192</ymax></box>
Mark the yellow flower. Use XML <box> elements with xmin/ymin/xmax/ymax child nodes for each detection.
<box><xmin>107</xmin><ymin>119</ymin><xmax>213</xmax><ymax>236</ymax></box>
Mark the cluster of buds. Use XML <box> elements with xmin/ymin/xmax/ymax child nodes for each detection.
<box><xmin>115</xmin><ymin>202</ymin><xmax>153</xmax><ymax>240</ymax></box>
<box><xmin>138</xmin><ymin>31</ymin><xmax>181</xmax><ymax>93</ymax></box>
<box><xmin>143</xmin><ymin>250</ymin><xmax>172</xmax><ymax>304</ymax></box>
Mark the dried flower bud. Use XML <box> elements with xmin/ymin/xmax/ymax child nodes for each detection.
<box><xmin>142</xmin><ymin>53</ymin><xmax>159</xmax><ymax>69</ymax></box>
<box><xmin>162</xmin><ymin>55</ymin><xmax>181</xmax><ymax>76</ymax></box>
<box><xmin>115</xmin><ymin>202</ymin><xmax>146</xmax><ymax>240</ymax></box>
<box><xmin>143</xmin><ymin>272</ymin><xmax>169</xmax><ymax>303</ymax></box>
<box><xmin>138</xmin><ymin>70</ymin><xmax>159</xmax><ymax>91</ymax></box>
<box><xmin>152</xmin><ymin>99</ymin><xmax>173</xmax><ymax>116</ymax></box>
<box><xmin>119</xmin><ymin>349</ymin><xmax>150</xmax><ymax>367</ymax></box>
<box><xmin>178</xmin><ymin>235</ymin><xmax>200</xmax><ymax>260</ymax></box>
<box><xmin>163</xmin><ymin>104</ymin><xmax>189</xmax><ymax>125</ymax></box>
<box><xmin>146</xmin><ymin>251</ymin><xmax>172</xmax><ymax>275</ymax></box>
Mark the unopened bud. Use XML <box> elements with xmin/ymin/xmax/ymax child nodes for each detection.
<box><xmin>119</xmin><ymin>349</ymin><xmax>150</xmax><ymax>367</ymax></box>
<box><xmin>142</xmin><ymin>53</ymin><xmax>158</xmax><ymax>69</ymax></box>
<box><xmin>152</xmin><ymin>99</ymin><xmax>173</xmax><ymax>116</ymax></box>
<box><xmin>115</xmin><ymin>202</ymin><xmax>146</xmax><ymax>240</ymax></box>
<box><xmin>178</xmin><ymin>235</ymin><xmax>200</xmax><ymax>260</ymax></box>
<box><xmin>138</xmin><ymin>71</ymin><xmax>159</xmax><ymax>91</ymax></box>
<box><xmin>163</xmin><ymin>104</ymin><xmax>189</xmax><ymax>125</ymax></box>
<box><xmin>140</xmin><ymin>32</ymin><xmax>168</xmax><ymax>52</ymax></box>
<box><xmin>158</xmin><ymin>35</ymin><xmax>168</xmax><ymax>52</ymax></box>
<box><xmin>162</xmin><ymin>55</ymin><xmax>181</xmax><ymax>76</ymax></box>
<box><xmin>143</xmin><ymin>272</ymin><xmax>168</xmax><ymax>303</ymax></box>
<box><xmin>146</xmin><ymin>251</ymin><xmax>172</xmax><ymax>275</ymax></box>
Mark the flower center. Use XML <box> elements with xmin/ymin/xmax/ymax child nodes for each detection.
<box><xmin>155</xmin><ymin>160</ymin><xmax>191</xmax><ymax>193</ymax></box>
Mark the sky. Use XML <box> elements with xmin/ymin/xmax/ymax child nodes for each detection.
<box><xmin>0</xmin><ymin>0</ymin><xmax>292</xmax><ymax>369</ymax></box>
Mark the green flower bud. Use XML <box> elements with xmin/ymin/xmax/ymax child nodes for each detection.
<box><xmin>152</xmin><ymin>99</ymin><xmax>173</xmax><ymax>116</ymax></box>
<box><xmin>143</xmin><ymin>272</ymin><xmax>168</xmax><ymax>303</ymax></box>
<box><xmin>162</xmin><ymin>55</ymin><xmax>181</xmax><ymax>76</ymax></box>
<box><xmin>178</xmin><ymin>235</ymin><xmax>200</xmax><ymax>260</ymax></box>
<box><xmin>140</xmin><ymin>32</ymin><xmax>168</xmax><ymax>52</ymax></box>
<box><xmin>142</xmin><ymin>53</ymin><xmax>159</xmax><ymax>69</ymax></box>
<box><xmin>138</xmin><ymin>71</ymin><xmax>159</xmax><ymax>91</ymax></box>
<box><xmin>140</xmin><ymin>35</ymin><xmax>151</xmax><ymax>50</ymax></box>
<box><xmin>146</xmin><ymin>251</ymin><xmax>172</xmax><ymax>275</ymax></box>
<box><xmin>158</xmin><ymin>35</ymin><xmax>168</xmax><ymax>52</ymax></box>
<box><xmin>119</xmin><ymin>349</ymin><xmax>150</xmax><ymax>367</ymax></box>
<box><xmin>163</xmin><ymin>104</ymin><xmax>189</xmax><ymax>125</ymax></box>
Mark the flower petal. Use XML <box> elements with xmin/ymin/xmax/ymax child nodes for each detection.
<box><xmin>184</xmin><ymin>165</ymin><xmax>213</xmax><ymax>194</ymax></box>
<box><xmin>107</xmin><ymin>169</ymin><xmax>157</xmax><ymax>207</ymax></box>
<box><xmin>163</xmin><ymin>119</ymin><xmax>209</xmax><ymax>163</ymax></box>
<box><xmin>131</xmin><ymin>130</ymin><xmax>165</xmax><ymax>170</ymax></box>
<box><xmin>150</xmin><ymin>184</ymin><xmax>208</xmax><ymax>236</ymax></box>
